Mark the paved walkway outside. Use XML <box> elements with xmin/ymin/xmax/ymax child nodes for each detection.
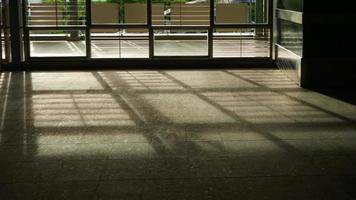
<box><xmin>30</xmin><ymin>39</ymin><xmax>269</xmax><ymax>58</ymax></box>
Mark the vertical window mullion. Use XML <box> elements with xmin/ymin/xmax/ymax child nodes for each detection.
<box><xmin>22</xmin><ymin>0</ymin><xmax>30</xmax><ymax>61</ymax></box>
<box><xmin>147</xmin><ymin>0</ymin><xmax>153</xmax><ymax>58</ymax></box>
<box><xmin>85</xmin><ymin>0</ymin><xmax>91</xmax><ymax>58</ymax></box>
<box><xmin>208</xmin><ymin>0</ymin><xmax>214</xmax><ymax>59</ymax></box>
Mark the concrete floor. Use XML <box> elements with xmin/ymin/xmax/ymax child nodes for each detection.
<box><xmin>1</xmin><ymin>70</ymin><xmax>356</xmax><ymax>199</ymax></box>
<box><xmin>30</xmin><ymin>39</ymin><xmax>269</xmax><ymax>58</ymax></box>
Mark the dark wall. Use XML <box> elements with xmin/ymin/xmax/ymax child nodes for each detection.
<box><xmin>302</xmin><ymin>1</ymin><xmax>356</xmax><ymax>89</ymax></box>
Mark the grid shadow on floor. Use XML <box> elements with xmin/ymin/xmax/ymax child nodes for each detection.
<box><xmin>1</xmin><ymin>70</ymin><xmax>356</xmax><ymax>200</ymax></box>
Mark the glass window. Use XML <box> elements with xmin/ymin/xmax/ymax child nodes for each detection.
<box><xmin>91</xmin><ymin>28</ymin><xmax>148</xmax><ymax>58</ymax></box>
<box><xmin>152</xmin><ymin>0</ymin><xmax>210</xmax><ymax>26</ymax></box>
<box><xmin>91</xmin><ymin>0</ymin><xmax>147</xmax><ymax>24</ymax></box>
<box><xmin>27</xmin><ymin>0</ymin><xmax>86</xmax><ymax>27</ymax></box>
<box><xmin>23</xmin><ymin>0</ymin><xmax>272</xmax><ymax>59</ymax></box>
<box><xmin>30</xmin><ymin>29</ymin><xmax>86</xmax><ymax>57</ymax></box>
<box><xmin>154</xmin><ymin>29</ymin><xmax>208</xmax><ymax>56</ymax></box>
<box><xmin>215</xmin><ymin>0</ymin><xmax>268</xmax><ymax>24</ymax></box>
<box><xmin>1</xmin><ymin>0</ymin><xmax>11</xmax><ymax>63</ymax></box>
<box><xmin>277</xmin><ymin>19</ymin><xmax>303</xmax><ymax>57</ymax></box>
<box><xmin>277</xmin><ymin>0</ymin><xmax>303</xmax><ymax>12</ymax></box>
<box><xmin>213</xmin><ymin>28</ymin><xmax>270</xmax><ymax>57</ymax></box>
